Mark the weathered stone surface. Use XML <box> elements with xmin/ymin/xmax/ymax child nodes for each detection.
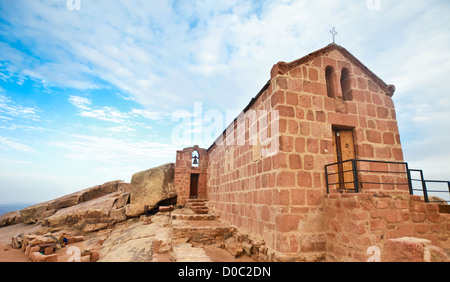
<box><xmin>153</xmin><ymin>227</ymin><xmax>172</xmax><ymax>254</ymax></box>
<box><xmin>42</xmin><ymin>192</ymin><xmax>122</xmax><ymax>232</ymax></box>
<box><xmin>171</xmin><ymin>243</ymin><xmax>212</xmax><ymax>262</ymax></box>
<box><xmin>0</xmin><ymin>211</ymin><xmax>23</xmax><ymax>227</ymax></box>
<box><xmin>386</xmin><ymin>237</ymin><xmax>450</xmax><ymax>262</ymax></box>
<box><xmin>386</xmin><ymin>237</ymin><xmax>430</xmax><ymax>262</ymax></box>
<box><xmin>126</xmin><ymin>163</ymin><xmax>176</xmax><ymax>218</ymax></box>
<box><xmin>98</xmin><ymin>215</ymin><xmax>168</xmax><ymax>262</ymax></box>
<box><xmin>16</xmin><ymin>180</ymin><xmax>128</xmax><ymax>226</ymax></box>
<box><xmin>30</xmin><ymin>252</ymin><xmax>58</xmax><ymax>262</ymax></box>
<box><xmin>116</xmin><ymin>192</ymin><xmax>130</xmax><ymax>209</ymax></box>
<box><xmin>224</xmin><ymin>237</ymin><xmax>243</xmax><ymax>257</ymax></box>
<box><xmin>20</xmin><ymin>203</ymin><xmax>48</xmax><ymax>224</ymax></box>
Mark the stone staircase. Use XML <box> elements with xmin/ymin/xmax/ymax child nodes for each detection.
<box><xmin>185</xmin><ymin>198</ymin><xmax>209</xmax><ymax>214</ymax></box>
<box><xmin>152</xmin><ymin>200</ymin><xmax>236</xmax><ymax>262</ymax></box>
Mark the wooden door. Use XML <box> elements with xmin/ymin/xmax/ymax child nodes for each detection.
<box><xmin>333</xmin><ymin>130</ymin><xmax>356</xmax><ymax>190</ymax></box>
<box><xmin>190</xmin><ymin>174</ymin><xmax>199</xmax><ymax>198</ymax></box>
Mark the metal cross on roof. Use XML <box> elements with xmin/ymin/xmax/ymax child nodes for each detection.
<box><xmin>330</xmin><ymin>27</ymin><xmax>338</xmax><ymax>43</ymax></box>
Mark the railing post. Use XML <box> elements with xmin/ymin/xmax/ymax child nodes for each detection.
<box><xmin>447</xmin><ymin>182</ymin><xmax>450</xmax><ymax>199</ymax></box>
<box><xmin>405</xmin><ymin>163</ymin><xmax>413</xmax><ymax>195</ymax></box>
<box><xmin>352</xmin><ymin>159</ymin><xmax>360</xmax><ymax>193</ymax></box>
<box><xmin>325</xmin><ymin>165</ymin><xmax>330</xmax><ymax>194</ymax></box>
<box><xmin>419</xmin><ymin>170</ymin><xmax>429</xmax><ymax>203</ymax></box>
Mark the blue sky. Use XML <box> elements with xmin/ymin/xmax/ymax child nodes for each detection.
<box><xmin>0</xmin><ymin>0</ymin><xmax>449</xmax><ymax>205</ymax></box>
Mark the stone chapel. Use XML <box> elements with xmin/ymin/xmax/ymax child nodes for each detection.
<box><xmin>174</xmin><ymin>44</ymin><xmax>450</xmax><ymax>261</ymax></box>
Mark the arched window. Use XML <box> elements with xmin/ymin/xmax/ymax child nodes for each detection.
<box><xmin>325</xmin><ymin>66</ymin><xmax>337</xmax><ymax>98</ymax></box>
<box><xmin>340</xmin><ymin>68</ymin><xmax>352</xmax><ymax>101</ymax></box>
<box><xmin>192</xmin><ymin>150</ymin><xmax>199</xmax><ymax>167</ymax></box>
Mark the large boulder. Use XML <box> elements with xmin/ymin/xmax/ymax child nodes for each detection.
<box><xmin>126</xmin><ymin>163</ymin><xmax>176</xmax><ymax>218</ymax></box>
<box><xmin>42</xmin><ymin>192</ymin><xmax>123</xmax><ymax>232</ymax></box>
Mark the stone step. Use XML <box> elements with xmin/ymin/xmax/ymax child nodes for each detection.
<box><xmin>172</xmin><ymin>213</ymin><xmax>216</xmax><ymax>221</ymax></box>
<box><xmin>185</xmin><ymin>198</ymin><xmax>207</xmax><ymax>203</ymax></box>
<box><xmin>191</xmin><ymin>208</ymin><xmax>208</xmax><ymax>215</ymax></box>
<box><xmin>187</xmin><ymin>202</ymin><xmax>206</xmax><ymax>207</ymax></box>
<box><xmin>172</xmin><ymin>220</ymin><xmax>235</xmax><ymax>246</ymax></box>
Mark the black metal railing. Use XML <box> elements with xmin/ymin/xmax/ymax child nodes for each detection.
<box><xmin>325</xmin><ymin>159</ymin><xmax>410</xmax><ymax>194</ymax></box>
<box><xmin>409</xmin><ymin>169</ymin><xmax>450</xmax><ymax>204</ymax></box>
<box><xmin>325</xmin><ymin>159</ymin><xmax>450</xmax><ymax>204</ymax></box>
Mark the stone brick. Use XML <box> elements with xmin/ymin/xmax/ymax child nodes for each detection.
<box><xmin>303</xmin><ymin>155</ymin><xmax>314</xmax><ymax>170</ymax></box>
<box><xmin>375</xmin><ymin>147</ymin><xmax>391</xmax><ymax>159</ymax></box>
<box><xmin>311</xmin><ymin>82</ymin><xmax>326</xmax><ymax>95</ymax></box>
<box><xmin>428</xmin><ymin>213</ymin><xmax>442</xmax><ymax>223</ymax></box>
<box><xmin>383</xmin><ymin>132</ymin><xmax>395</xmax><ymax>145</ymax></box>
<box><xmin>308</xmin><ymin>68</ymin><xmax>319</xmax><ymax>81</ymax></box>
<box><xmin>411</xmin><ymin>212</ymin><xmax>426</xmax><ymax>223</ymax></box>
<box><xmin>306</xmin><ymin>189</ymin><xmax>322</xmax><ymax>206</ymax></box>
<box><xmin>288</xmin><ymin>154</ymin><xmax>302</xmax><ymax>169</ymax></box>
<box><xmin>294</xmin><ymin>137</ymin><xmax>306</xmax><ymax>153</ymax></box>
<box><xmin>286</xmin><ymin>92</ymin><xmax>299</xmax><ymax>106</ymax></box>
<box><xmin>328</xmin><ymin>113</ymin><xmax>358</xmax><ymax>127</ymax></box>
<box><xmin>288</xmin><ymin>119</ymin><xmax>299</xmax><ymax>134</ymax></box>
<box><xmin>366</xmin><ymin>130</ymin><xmax>382</xmax><ymax>143</ymax></box>
<box><xmin>386</xmin><ymin>210</ymin><xmax>402</xmax><ymax>223</ymax></box>
<box><xmin>280</xmin><ymin>136</ymin><xmax>294</xmax><ymax>152</ymax></box>
<box><xmin>377</xmin><ymin>107</ymin><xmax>389</xmax><ymax>119</ymax></box>
<box><xmin>291</xmin><ymin>189</ymin><xmax>306</xmax><ymax>206</ymax></box>
<box><xmin>370</xmin><ymin>219</ymin><xmax>386</xmax><ymax>231</ymax></box>
<box><xmin>357</xmin><ymin>77</ymin><xmax>367</xmax><ymax>90</ymax></box>
<box><xmin>271</xmin><ymin>91</ymin><xmax>285</xmax><ymax>107</ymax></box>
<box><xmin>276</xmin><ymin>214</ymin><xmax>300</xmax><ymax>232</ymax></box>
<box><xmin>277</xmin><ymin>171</ymin><xmax>296</xmax><ymax>187</ymax></box>
<box><xmin>397</xmin><ymin>224</ymin><xmax>415</xmax><ymax>237</ymax></box>
<box><xmin>306</xmin><ymin>138</ymin><xmax>319</xmax><ymax>154</ymax></box>
<box><xmin>315</xmin><ymin>111</ymin><xmax>326</xmax><ymax>122</ymax></box>
<box><xmin>297</xmin><ymin>172</ymin><xmax>312</xmax><ymax>188</ymax></box>
<box><xmin>277</xmin><ymin>105</ymin><xmax>295</xmax><ymax>118</ymax></box>
<box><xmin>393</xmin><ymin>148</ymin><xmax>404</xmax><ymax>161</ymax></box>
<box><xmin>299</xmin><ymin>94</ymin><xmax>312</xmax><ymax>108</ymax></box>
<box><xmin>272</xmin><ymin>152</ymin><xmax>288</xmax><ymax>169</ymax></box>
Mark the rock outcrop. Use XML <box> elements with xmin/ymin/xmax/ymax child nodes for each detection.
<box><xmin>41</xmin><ymin>191</ymin><xmax>128</xmax><ymax>233</ymax></box>
<box><xmin>0</xmin><ymin>163</ymin><xmax>177</xmax><ymax>235</ymax></box>
<box><xmin>0</xmin><ymin>180</ymin><xmax>130</xmax><ymax>229</ymax></box>
<box><xmin>126</xmin><ymin>163</ymin><xmax>176</xmax><ymax>218</ymax></box>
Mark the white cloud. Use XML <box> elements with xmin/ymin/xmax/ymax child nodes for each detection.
<box><xmin>68</xmin><ymin>95</ymin><xmax>91</xmax><ymax>110</ymax></box>
<box><xmin>68</xmin><ymin>95</ymin><xmax>163</xmax><ymax>127</ymax></box>
<box><xmin>0</xmin><ymin>136</ymin><xmax>38</xmax><ymax>154</ymax></box>
<box><xmin>108</xmin><ymin>126</ymin><xmax>136</xmax><ymax>133</ymax></box>
<box><xmin>130</xmin><ymin>109</ymin><xmax>163</xmax><ymax>121</ymax></box>
<box><xmin>68</xmin><ymin>95</ymin><xmax>130</xmax><ymax>123</ymax></box>
<box><xmin>0</xmin><ymin>92</ymin><xmax>41</xmax><ymax>121</ymax></box>
<box><xmin>48</xmin><ymin>134</ymin><xmax>177</xmax><ymax>164</ymax></box>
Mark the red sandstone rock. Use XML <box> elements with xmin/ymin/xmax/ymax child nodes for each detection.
<box><xmin>30</xmin><ymin>252</ymin><xmax>58</xmax><ymax>263</ymax></box>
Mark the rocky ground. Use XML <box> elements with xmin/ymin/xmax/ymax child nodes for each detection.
<box><xmin>0</xmin><ymin>164</ymin><xmax>258</xmax><ymax>262</ymax></box>
<box><xmin>0</xmin><ymin>210</ymin><xmax>255</xmax><ymax>262</ymax></box>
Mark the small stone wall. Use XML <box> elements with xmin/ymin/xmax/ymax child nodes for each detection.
<box><xmin>323</xmin><ymin>192</ymin><xmax>450</xmax><ymax>262</ymax></box>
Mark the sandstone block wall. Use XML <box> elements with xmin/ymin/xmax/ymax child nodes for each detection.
<box><xmin>324</xmin><ymin>193</ymin><xmax>450</xmax><ymax>262</ymax></box>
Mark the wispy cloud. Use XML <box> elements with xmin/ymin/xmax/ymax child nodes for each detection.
<box><xmin>0</xmin><ymin>91</ymin><xmax>40</xmax><ymax>121</ymax></box>
<box><xmin>0</xmin><ymin>136</ymin><xmax>38</xmax><ymax>154</ymax></box>
<box><xmin>48</xmin><ymin>134</ymin><xmax>177</xmax><ymax>164</ymax></box>
<box><xmin>68</xmin><ymin>95</ymin><xmax>163</xmax><ymax>125</ymax></box>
